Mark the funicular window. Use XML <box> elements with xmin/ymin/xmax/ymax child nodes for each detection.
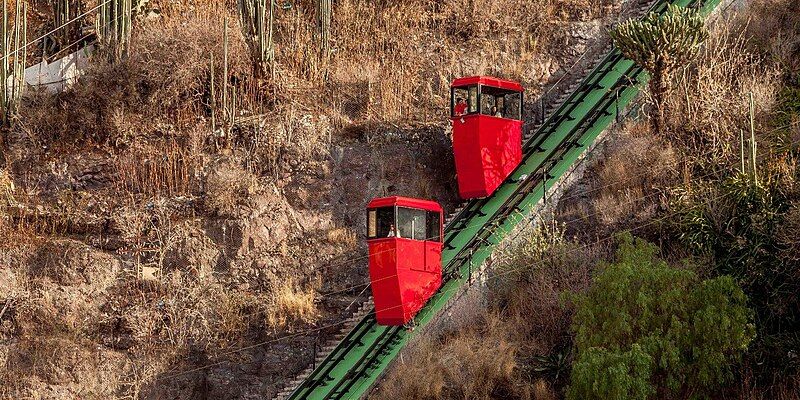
<box><xmin>426</xmin><ymin>211</ymin><xmax>441</xmax><ymax>242</ymax></box>
<box><xmin>451</xmin><ymin>86</ymin><xmax>479</xmax><ymax>117</ymax></box>
<box><xmin>397</xmin><ymin>207</ymin><xmax>426</xmax><ymax>240</ymax></box>
<box><xmin>479</xmin><ymin>86</ymin><xmax>522</xmax><ymax>120</ymax></box>
<box><xmin>367</xmin><ymin>207</ymin><xmax>395</xmax><ymax>239</ymax></box>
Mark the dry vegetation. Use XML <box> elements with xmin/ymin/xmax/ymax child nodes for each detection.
<box><xmin>377</xmin><ymin>1</ymin><xmax>800</xmax><ymax>399</ymax></box>
<box><xmin>0</xmin><ymin>0</ymin><xmax>626</xmax><ymax>398</ymax></box>
<box><xmin>376</xmin><ymin>222</ymin><xmax>601</xmax><ymax>400</ymax></box>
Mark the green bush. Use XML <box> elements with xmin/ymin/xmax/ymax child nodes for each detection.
<box><xmin>567</xmin><ymin>234</ymin><xmax>754</xmax><ymax>400</ymax></box>
<box><xmin>670</xmin><ymin>171</ymin><xmax>800</xmax><ymax>376</ymax></box>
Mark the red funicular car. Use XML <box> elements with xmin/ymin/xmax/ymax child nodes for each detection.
<box><xmin>450</xmin><ymin>76</ymin><xmax>524</xmax><ymax>199</ymax></box>
<box><xmin>366</xmin><ymin>196</ymin><xmax>443</xmax><ymax>326</ymax></box>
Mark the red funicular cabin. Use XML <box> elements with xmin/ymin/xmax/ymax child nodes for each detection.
<box><xmin>366</xmin><ymin>196</ymin><xmax>444</xmax><ymax>326</ymax></box>
<box><xmin>451</xmin><ymin>76</ymin><xmax>524</xmax><ymax>199</ymax></box>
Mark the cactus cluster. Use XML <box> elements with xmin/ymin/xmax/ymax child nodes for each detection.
<box><xmin>1</xmin><ymin>0</ymin><xmax>27</xmax><ymax>128</ymax></box>
<box><xmin>611</xmin><ymin>4</ymin><xmax>708</xmax><ymax>73</ymax></box>
<box><xmin>96</xmin><ymin>0</ymin><xmax>133</xmax><ymax>62</ymax></box>
<box><xmin>237</xmin><ymin>0</ymin><xmax>275</xmax><ymax>79</ymax></box>
<box><xmin>48</xmin><ymin>0</ymin><xmax>83</xmax><ymax>54</ymax></box>
<box><xmin>610</xmin><ymin>4</ymin><xmax>709</xmax><ymax>133</ymax></box>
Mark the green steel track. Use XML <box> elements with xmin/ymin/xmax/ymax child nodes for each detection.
<box><xmin>285</xmin><ymin>0</ymin><xmax>722</xmax><ymax>398</ymax></box>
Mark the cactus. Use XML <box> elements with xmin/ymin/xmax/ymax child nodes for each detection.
<box><xmin>48</xmin><ymin>0</ymin><xmax>83</xmax><ymax>54</ymax></box>
<box><xmin>1</xmin><ymin>0</ymin><xmax>27</xmax><ymax>128</ymax></box>
<box><xmin>96</xmin><ymin>0</ymin><xmax>132</xmax><ymax>62</ymax></box>
<box><xmin>610</xmin><ymin>4</ymin><xmax>708</xmax><ymax>133</ymax></box>
<box><xmin>317</xmin><ymin>0</ymin><xmax>331</xmax><ymax>60</ymax></box>
<box><xmin>208</xmin><ymin>20</ymin><xmax>238</xmax><ymax>147</ymax></box>
<box><xmin>237</xmin><ymin>0</ymin><xmax>275</xmax><ymax>79</ymax></box>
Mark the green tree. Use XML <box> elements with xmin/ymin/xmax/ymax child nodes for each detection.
<box><xmin>610</xmin><ymin>4</ymin><xmax>708</xmax><ymax>134</ymax></box>
<box><xmin>567</xmin><ymin>234</ymin><xmax>754</xmax><ymax>400</ymax></box>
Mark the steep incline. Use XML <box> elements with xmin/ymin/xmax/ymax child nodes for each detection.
<box><xmin>280</xmin><ymin>0</ymin><xmax>723</xmax><ymax>398</ymax></box>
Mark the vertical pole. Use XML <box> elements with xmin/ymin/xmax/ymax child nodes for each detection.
<box><xmin>539</xmin><ymin>97</ymin><xmax>545</xmax><ymax>123</ymax></box>
<box><xmin>210</xmin><ymin>53</ymin><xmax>216</xmax><ymax>135</ymax></box>
<box><xmin>739</xmin><ymin>129</ymin><xmax>745</xmax><ymax>175</ymax></box>
<box><xmin>542</xmin><ymin>167</ymin><xmax>547</xmax><ymax>204</ymax></box>
<box><xmin>1</xmin><ymin>0</ymin><xmax>8</xmax><ymax>127</ymax></box>
<box><xmin>312</xmin><ymin>340</ymin><xmax>317</xmax><ymax>370</ymax></box>
<box><xmin>468</xmin><ymin>249</ymin><xmax>473</xmax><ymax>285</ymax></box>
<box><xmin>268</xmin><ymin>0</ymin><xmax>275</xmax><ymax>80</ymax></box>
<box><xmin>223</xmin><ymin>18</ymin><xmax>229</xmax><ymax>127</ymax></box>
<box><xmin>749</xmin><ymin>92</ymin><xmax>757</xmax><ymax>182</ymax></box>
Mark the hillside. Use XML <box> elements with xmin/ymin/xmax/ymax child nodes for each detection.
<box><xmin>0</xmin><ymin>0</ymin><xmax>625</xmax><ymax>398</ymax></box>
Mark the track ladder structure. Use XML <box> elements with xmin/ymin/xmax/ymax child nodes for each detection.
<box><xmin>279</xmin><ymin>0</ymin><xmax>723</xmax><ymax>398</ymax></box>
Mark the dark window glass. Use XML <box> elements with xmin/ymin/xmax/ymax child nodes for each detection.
<box><xmin>397</xmin><ymin>207</ymin><xmax>426</xmax><ymax>240</ymax></box>
<box><xmin>468</xmin><ymin>86</ymin><xmax>479</xmax><ymax>114</ymax></box>
<box><xmin>504</xmin><ymin>92</ymin><xmax>522</xmax><ymax>120</ymax></box>
<box><xmin>478</xmin><ymin>85</ymin><xmax>522</xmax><ymax>120</ymax></box>
<box><xmin>367</xmin><ymin>207</ymin><xmax>395</xmax><ymax>239</ymax></box>
<box><xmin>426</xmin><ymin>211</ymin><xmax>441</xmax><ymax>242</ymax></box>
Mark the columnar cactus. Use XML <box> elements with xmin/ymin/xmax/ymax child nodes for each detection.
<box><xmin>317</xmin><ymin>0</ymin><xmax>331</xmax><ymax>59</ymax></box>
<box><xmin>48</xmin><ymin>0</ymin><xmax>83</xmax><ymax>53</ymax></box>
<box><xmin>610</xmin><ymin>4</ymin><xmax>708</xmax><ymax>133</ymax></box>
<box><xmin>96</xmin><ymin>0</ymin><xmax>132</xmax><ymax>62</ymax></box>
<box><xmin>1</xmin><ymin>0</ymin><xmax>27</xmax><ymax>128</ymax></box>
<box><xmin>237</xmin><ymin>0</ymin><xmax>275</xmax><ymax>79</ymax></box>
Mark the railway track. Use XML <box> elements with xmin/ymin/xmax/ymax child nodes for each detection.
<box><xmin>276</xmin><ymin>0</ymin><xmax>723</xmax><ymax>398</ymax></box>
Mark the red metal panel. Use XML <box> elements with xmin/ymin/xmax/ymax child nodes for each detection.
<box><xmin>368</xmin><ymin>239</ymin><xmax>403</xmax><ymax>325</ymax></box>
<box><xmin>480</xmin><ymin>116</ymin><xmax>523</xmax><ymax>196</ymax></box>
<box><xmin>368</xmin><ymin>237</ymin><xmax>442</xmax><ymax>326</ymax></box>
<box><xmin>452</xmin><ymin>115</ymin><xmax>522</xmax><ymax>199</ymax></box>
<box><xmin>452</xmin><ymin>115</ymin><xmax>488</xmax><ymax>198</ymax></box>
<box><xmin>424</xmin><ymin>241</ymin><xmax>442</xmax><ymax>274</ymax></box>
<box><xmin>450</xmin><ymin>76</ymin><xmax>525</xmax><ymax>92</ymax></box>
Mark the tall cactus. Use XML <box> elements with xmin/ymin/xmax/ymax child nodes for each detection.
<box><xmin>316</xmin><ymin>0</ymin><xmax>331</xmax><ymax>60</ymax></box>
<box><xmin>1</xmin><ymin>0</ymin><xmax>27</xmax><ymax>128</ymax></box>
<box><xmin>237</xmin><ymin>0</ymin><xmax>275</xmax><ymax>79</ymax></box>
<box><xmin>96</xmin><ymin>0</ymin><xmax>132</xmax><ymax>62</ymax></box>
<box><xmin>48</xmin><ymin>0</ymin><xmax>83</xmax><ymax>54</ymax></box>
<box><xmin>610</xmin><ymin>4</ymin><xmax>708</xmax><ymax>134</ymax></box>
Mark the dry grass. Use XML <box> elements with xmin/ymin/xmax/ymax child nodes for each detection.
<box><xmin>277</xmin><ymin>0</ymin><xmax>619</xmax><ymax>124</ymax></box>
<box><xmin>375</xmin><ymin>314</ymin><xmax>529</xmax><ymax>400</ymax></box>
<box><xmin>493</xmin><ymin>222</ymin><xmax>598</xmax><ymax>354</ymax></box>
<box><xmin>266</xmin><ymin>277</ymin><xmax>319</xmax><ymax>330</ymax></box>
<box><xmin>743</xmin><ymin>0</ymin><xmax>800</xmax><ymax>76</ymax></box>
<box><xmin>326</xmin><ymin>227</ymin><xmax>357</xmax><ymax>247</ymax></box>
<box><xmin>589</xmin><ymin>126</ymin><xmax>678</xmax><ymax>227</ymax></box>
<box><xmin>115</xmin><ymin>136</ymin><xmax>205</xmax><ymax>198</ymax></box>
<box><xmin>664</xmin><ymin>11</ymin><xmax>782</xmax><ymax>167</ymax></box>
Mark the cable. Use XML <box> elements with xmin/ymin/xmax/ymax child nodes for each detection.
<box><xmin>0</xmin><ymin>0</ymin><xmax>115</xmax><ymax>63</ymax></box>
<box><xmin>286</xmin><ymin>118</ymin><xmax>800</xmax><ymax>300</ymax></box>
<box><xmin>152</xmin><ymin>118</ymin><xmax>800</xmax><ymax>383</ymax></box>
<box><xmin>154</xmin><ymin>183</ymin><xmax>741</xmax><ymax>382</ymax></box>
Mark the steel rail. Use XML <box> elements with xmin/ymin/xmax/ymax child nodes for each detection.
<box><xmin>281</xmin><ymin>0</ymin><xmax>723</xmax><ymax>398</ymax></box>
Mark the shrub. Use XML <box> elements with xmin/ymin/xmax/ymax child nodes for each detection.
<box><xmin>670</xmin><ymin>166</ymin><xmax>800</xmax><ymax>379</ymax></box>
<box><xmin>567</xmin><ymin>234</ymin><xmax>754</xmax><ymax>400</ymax></box>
